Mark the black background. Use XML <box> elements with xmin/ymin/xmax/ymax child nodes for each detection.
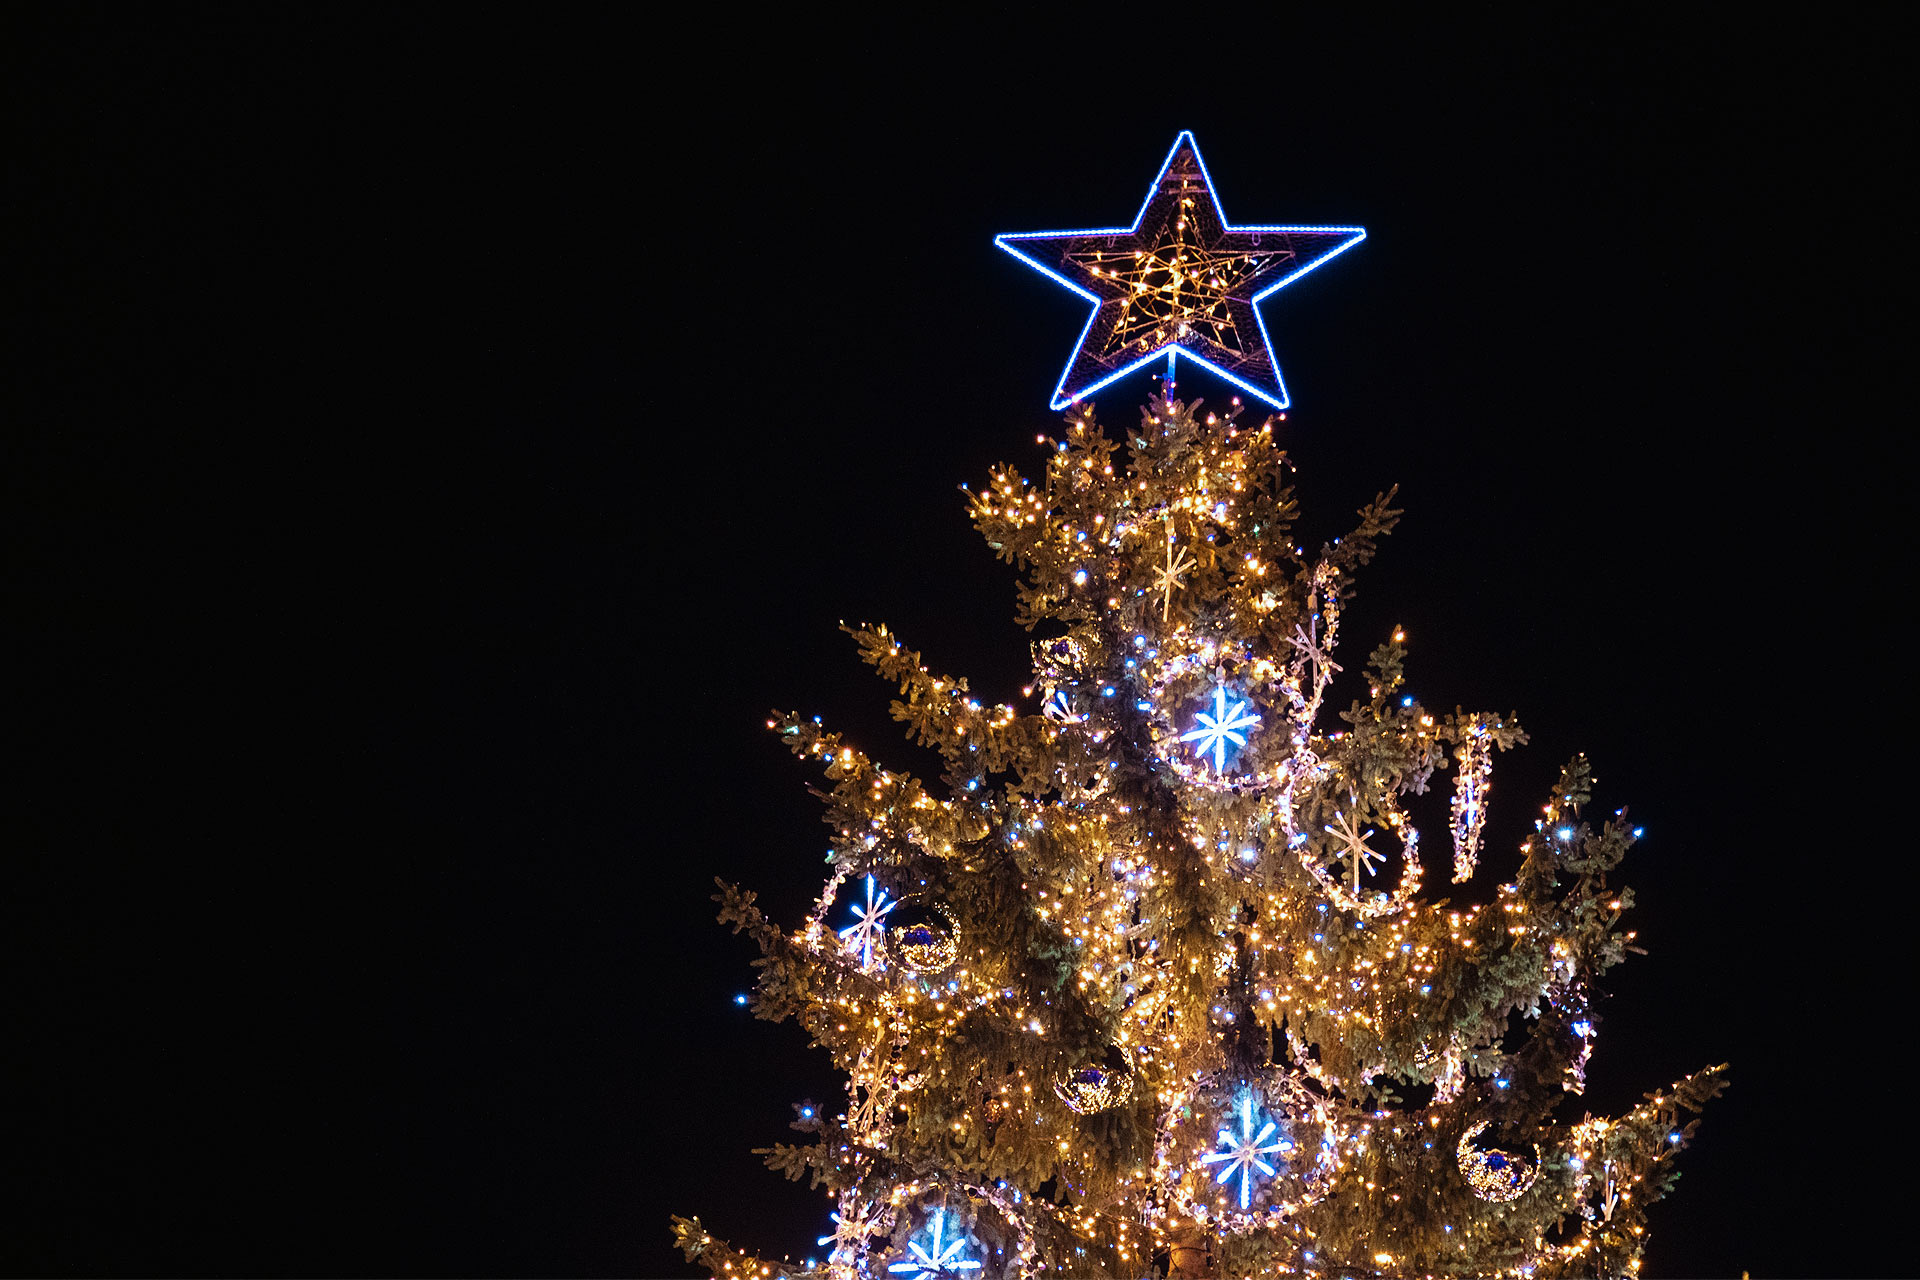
<box><xmin>8</xmin><ymin>9</ymin><xmax>1907</xmax><ymax>1277</ymax></box>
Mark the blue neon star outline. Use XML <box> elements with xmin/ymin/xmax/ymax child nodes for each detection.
<box><xmin>1198</xmin><ymin>1089</ymin><xmax>1296</xmax><ymax>1210</ymax></box>
<box><xmin>886</xmin><ymin>1210</ymin><xmax>983</xmax><ymax>1278</ymax></box>
<box><xmin>995</xmin><ymin>132</ymin><xmax>1365</xmax><ymax>410</ymax></box>
<box><xmin>1180</xmin><ymin>685</ymin><xmax>1261</xmax><ymax>772</ymax></box>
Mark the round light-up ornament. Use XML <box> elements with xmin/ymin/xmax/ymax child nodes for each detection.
<box><xmin>1155</xmin><ymin>1069</ymin><xmax>1346</xmax><ymax>1231</ymax></box>
<box><xmin>1457</xmin><ymin>1119</ymin><xmax>1541</xmax><ymax>1202</ymax></box>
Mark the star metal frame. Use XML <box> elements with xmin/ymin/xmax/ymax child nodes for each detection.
<box><xmin>995</xmin><ymin>131</ymin><xmax>1365</xmax><ymax>411</ymax></box>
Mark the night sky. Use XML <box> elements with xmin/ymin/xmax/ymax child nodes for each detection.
<box><xmin>10</xmin><ymin>12</ymin><xmax>1905</xmax><ymax>1278</ymax></box>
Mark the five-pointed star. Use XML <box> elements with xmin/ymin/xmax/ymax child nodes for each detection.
<box><xmin>996</xmin><ymin>132</ymin><xmax>1365</xmax><ymax>410</ymax></box>
<box><xmin>1199</xmin><ymin>1090</ymin><xmax>1296</xmax><ymax>1210</ymax></box>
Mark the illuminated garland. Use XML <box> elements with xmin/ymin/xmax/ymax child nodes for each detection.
<box><xmin>1151</xmin><ymin>1069</ymin><xmax>1346</xmax><ymax>1235</ymax></box>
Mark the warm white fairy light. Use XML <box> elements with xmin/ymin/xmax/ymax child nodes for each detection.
<box><xmin>677</xmin><ymin>396</ymin><xmax>1724</xmax><ymax>1280</ymax></box>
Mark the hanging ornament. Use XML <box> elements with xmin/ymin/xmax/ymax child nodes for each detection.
<box><xmin>1180</xmin><ymin>683</ymin><xmax>1261</xmax><ymax>773</ymax></box>
<box><xmin>1457</xmin><ymin>1120</ymin><xmax>1541</xmax><ymax>1202</ymax></box>
<box><xmin>1290</xmin><ymin>794</ymin><xmax>1425</xmax><ymax>919</ymax></box>
<box><xmin>885</xmin><ymin>1208</ymin><xmax>984</xmax><ymax>1278</ymax></box>
<box><xmin>1153</xmin><ymin>1069</ymin><xmax>1345</xmax><ymax>1231</ymax></box>
<box><xmin>1041</xmin><ymin>686</ymin><xmax>1083</xmax><ymax>725</ymax></box>
<box><xmin>895</xmin><ymin>909</ymin><xmax>959</xmax><ymax>973</ymax></box>
<box><xmin>1054</xmin><ymin>1060</ymin><xmax>1133</xmax><ymax>1114</ymax></box>
<box><xmin>837</xmin><ymin>875</ymin><xmax>898</xmax><ymax>971</ymax></box>
<box><xmin>1152</xmin><ymin>519</ymin><xmax>1197</xmax><ymax>620</ymax></box>
<box><xmin>1449</xmin><ymin>718</ymin><xmax>1496</xmax><ymax>882</ymax></box>
<box><xmin>1032</xmin><ymin>634</ymin><xmax>1089</xmax><ymax>685</ymax></box>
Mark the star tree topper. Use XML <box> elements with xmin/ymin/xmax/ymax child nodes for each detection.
<box><xmin>996</xmin><ymin>132</ymin><xmax>1365</xmax><ymax>410</ymax></box>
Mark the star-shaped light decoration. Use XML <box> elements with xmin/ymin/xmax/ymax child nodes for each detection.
<box><xmin>838</xmin><ymin>875</ymin><xmax>897</xmax><ymax>970</ymax></box>
<box><xmin>1199</xmin><ymin>1089</ymin><xmax>1296</xmax><ymax>1211</ymax></box>
<box><xmin>886</xmin><ymin>1210</ymin><xmax>983</xmax><ymax>1278</ymax></box>
<box><xmin>1180</xmin><ymin>685</ymin><xmax>1261</xmax><ymax>772</ymax></box>
<box><xmin>1324</xmin><ymin>811</ymin><xmax>1384</xmax><ymax>892</ymax></box>
<box><xmin>995</xmin><ymin>132</ymin><xmax>1365</xmax><ymax>410</ymax></box>
<box><xmin>1152</xmin><ymin>525</ymin><xmax>1198</xmax><ymax>620</ymax></box>
<box><xmin>818</xmin><ymin>1204</ymin><xmax>880</xmax><ymax>1270</ymax></box>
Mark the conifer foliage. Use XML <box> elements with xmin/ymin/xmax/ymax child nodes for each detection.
<box><xmin>674</xmin><ymin>396</ymin><xmax>1724</xmax><ymax>1278</ymax></box>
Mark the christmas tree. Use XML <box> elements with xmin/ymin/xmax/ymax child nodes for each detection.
<box><xmin>673</xmin><ymin>135</ymin><xmax>1723</xmax><ymax>1279</ymax></box>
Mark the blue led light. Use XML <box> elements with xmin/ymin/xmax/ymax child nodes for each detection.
<box><xmin>838</xmin><ymin>875</ymin><xmax>898</xmax><ymax>969</ymax></box>
<box><xmin>995</xmin><ymin>132</ymin><xmax>1364</xmax><ymax>410</ymax></box>
<box><xmin>1198</xmin><ymin>1088</ymin><xmax>1295</xmax><ymax>1211</ymax></box>
<box><xmin>733</xmin><ymin>993</ymin><xmax>748</xmax><ymax>1005</ymax></box>
<box><xmin>886</xmin><ymin>1210</ymin><xmax>983</xmax><ymax>1277</ymax></box>
<box><xmin>1180</xmin><ymin>685</ymin><xmax>1261</xmax><ymax>771</ymax></box>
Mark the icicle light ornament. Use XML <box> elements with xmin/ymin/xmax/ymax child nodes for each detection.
<box><xmin>1449</xmin><ymin>716</ymin><xmax>1498</xmax><ymax>881</ymax></box>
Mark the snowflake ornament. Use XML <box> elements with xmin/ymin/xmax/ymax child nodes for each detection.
<box><xmin>1180</xmin><ymin>685</ymin><xmax>1260</xmax><ymax>772</ymax></box>
<box><xmin>1152</xmin><ymin>527</ymin><xmax>1198</xmax><ymax>620</ymax></box>
<box><xmin>1324</xmin><ymin>811</ymin><xmax>1384</xmax><ymax>892</ymax></box>
<box><xmin>838</xmin><ymin>875</ymin><xmax>897</xmax><ymax>970</ymax></box>
<box><xmin>1198</xmin><ymin>1089</ymin><xmax>1296</xmax><ymax>1210</ymax></box>
<box><xmin>886</xmin><ymin>1209</ymin><xmax>983</xmax><ymax>1278</ymax></box>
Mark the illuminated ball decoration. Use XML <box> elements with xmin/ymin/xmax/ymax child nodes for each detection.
<box><xmin>895</xmin><ymin>913</ymin><xmax>959</xmax><ymax>973</ymax></box>
<box><xmin>1155</xmin><ymin>1070</ymin><xmax>1345</xmax><ymax>1230</ymax></box>
<box><xmin>1456</xmin><ymin>1120</ymin><xmax>1541</xmax><ymax>1202</ymax></box>
<box><xmin>1054</xmin><ymin>1062</ymin><xmax>1132</xmax><ymax>1114</ymax></box>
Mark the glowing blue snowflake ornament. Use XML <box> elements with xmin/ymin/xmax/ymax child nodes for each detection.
<box><xmin>1199</xmin><ymin>1089</ymin><xmax>1297</xmax><ymax>1210</ymax></box>
<box><xmin>995</xmin><ymin>132</ymin><xmax>1365</xmax><ymax>410</ymax></box>
<box><xmin>886</xmin><ymin>1210</ymin><xmax>983</xmax><ymax>1278</ymax></box>
<box><xmin>1181</xmin><ymin>685</ymin><xmax>1261</xmax><ymax>772</ymax></box>
<box><xmin>838</xmin><ymin>875</ymin><xmax>897</xmax><ymax>969</ymax></box>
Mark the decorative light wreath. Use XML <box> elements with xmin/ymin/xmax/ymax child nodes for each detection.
<box><xmin>1139</xmin><ymin>641</ymin><xmax>1296</xmax><ymax>795</ymax></box>
<box><xmin>1283</xmin><ymin>791</ymin><xmax>1426</xmax><ymax>920</ymax></box>
<box><xmin>865</xmin><ymin>1182</ymin><xmax>1039</xmax><ymax>1280</ymax></box>
<box><xmin>1152</xmin><ymin>1069</ymin><xmax>1348</xmax><ymax>1232</ymax></box>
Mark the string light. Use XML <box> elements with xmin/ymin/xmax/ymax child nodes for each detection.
<box><xmin>674</xmin><ymin>394</ymin><xmax>1724</xmax><ymax>1279</ymax></box>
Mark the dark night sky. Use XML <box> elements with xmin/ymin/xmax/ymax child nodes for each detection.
<box><xmin>8</xmin><ymin>11</ymin><xmax>1908</xmax><ymax>1278</ymax></box>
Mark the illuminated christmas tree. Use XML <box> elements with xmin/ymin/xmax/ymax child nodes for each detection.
<box><xmin>672</xmin><ymin>134</ymin><xmax>1723</xmax><ymax>1279</ymax></box>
